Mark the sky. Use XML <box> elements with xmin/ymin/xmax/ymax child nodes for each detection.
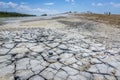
<box><xmin>0</xmin><ymin>0</ymin><xmax>120</xmax><ymax>15</ymax></box>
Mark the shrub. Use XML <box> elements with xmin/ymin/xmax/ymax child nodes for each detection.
<box><xmin>41</xmin><ymin>14</ymin><xmax>47</xmax><ymax>16</ymax></box>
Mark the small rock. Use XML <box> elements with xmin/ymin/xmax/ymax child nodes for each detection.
<box><xmin>29</xmin><ymin>75</ymin><xmax>44</xmax><ymax>80</ymax></box>
<box><xmin>14</xmin><ymin>76</ymin><xmax>21</xmax><ymax>80</ymax></box>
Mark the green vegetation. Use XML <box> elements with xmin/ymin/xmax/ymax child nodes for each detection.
<box><xmin>41</xmin><ymin>14</ymin><xmax>47</xmax><ymax>16</ymax></box>
<box><xmin>0</xmin><ymin>11</ymin><xmax>36</xmax><ymax>17</ymax></box>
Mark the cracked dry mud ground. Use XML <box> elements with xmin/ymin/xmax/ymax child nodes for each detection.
<box><xmin>0</xmin><ymin>17</ymin><xmax>120</xmax><ymax>80</ymax></box>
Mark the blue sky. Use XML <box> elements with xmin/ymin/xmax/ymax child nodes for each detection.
<box><xmin>0</xmin><ymin>0</ymin><xmax>120</xmax><ymax>15</ymax></box>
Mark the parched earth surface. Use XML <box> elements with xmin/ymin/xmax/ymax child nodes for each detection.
<box><xmin>0</xmin><ymin>15</ymin><xmax>120</xmax><ymax>80</ymax></box>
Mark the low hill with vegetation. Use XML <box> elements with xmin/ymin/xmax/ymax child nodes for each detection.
<box><xmin>0</xmin><ymin>11</ymin><xmax>36</xmax><ymax>17</ymax></box>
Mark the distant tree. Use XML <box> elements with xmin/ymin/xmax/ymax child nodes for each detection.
<box><xmin>86</xmin><ymin>11</ymin><xmax>92</xmax><ymax>14</ymax></box>
<box><xmin>108</xmin><ymin>12</ymin><xmax>111</xmax><ymax>16</ymax></box>
<box><xmin>69</xmin><ymin>11</ymin><xmax>72</xmax><ymax>13</ymax></box>
<box><xmin>41</xmin><ymin>14</ymin><xmax>47</xmax><ymax>16</ymax></box>
<box><xmin>104</xmin><ymin>12</ymin><xmax>111</xmax><ymax>16</ymax></box>
<box><xmin>0</xmin><ymin>11</ymin><xmax>36</xmax><ymax>17</ymax></box>
<box><xmin>74</xmin><ymin>11</ymin><xmax>77</xmax><ymax>13</ymax></box>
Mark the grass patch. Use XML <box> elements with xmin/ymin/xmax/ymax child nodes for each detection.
<box><xmin>74</xmin><ymin>13</ymin><xmax>120</xmax><ymax>27</ymax></box>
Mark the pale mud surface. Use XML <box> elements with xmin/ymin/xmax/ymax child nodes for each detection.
<box><xmin>0</xmin><ymin>15</ymin><xmax>120</xmax><ymax>80</ymax></box>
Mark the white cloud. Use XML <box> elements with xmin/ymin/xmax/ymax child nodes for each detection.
<box><xmin>35</xmin><ymin>8</ymin><xmax>59</xmax><ymax>13</ymax></box>
<box><xmin>97</xmin><ymin>3</ymin><xmax>103</xmax><ymax>6</ymax></box>
<box><xmin>65</xmin><ymin>0</ymin><xmax>75</xmax><ymax>2</ymax></box>
<box><xmin>33</xmin><ymin>8</ymin><xmax>51</xmax><ymax>13</ymax></box>
<box><xmin>18</xmin><ymin>5</ymin><xmax>31</xmax><ymax>11</ymax></box>
<box><xmin>0</xmin><ymin>1</ymin><xmax>59</xmax><ymax>15</ymax></box>
<box><xmin>92</xmin><ymin>2</ymin><xmax>120</xmax><ymax>8</ymax></box>
<box><xmin>20</xmin><ymin>2</ymin><xmax>27</xmax><ymax>5</ymax></box>
<box><xmin>92</xmin><ymin>3</ymin><xmax>103</xmax><ymax>6</ymax></box>
<box><xmin>44</xmin><ymin>2</ymin><xmax>54</xmax><ymax>6</ymax></box>
<box><xmin>110</xmin><ymin>2</ymin><xmax>120</xmax><ymax>8</ymax></box>
<box><xmin>0</xmin><ymin>1</ymin><xmax>17</xmax><ymax>8</ymax></box>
